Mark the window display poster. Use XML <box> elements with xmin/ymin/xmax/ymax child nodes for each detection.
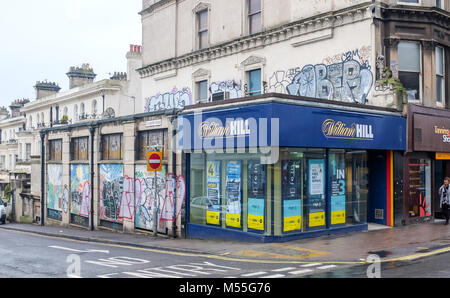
<box><xmin>282</xmin><ymin>160</ymin><xmax>302</xmax><ymax>198</ymax></box>
<box><xmin>308</xmin><ymin>159</ymin><xmax>325</xmax><ymax>228</ymax></box>
<box><xmin>206</xmin><ymin>161</ymin><xmax>221</xmax><ymax>225</ymax></box>
<box><xmin>330</xmin><ymin>155</ymin><xmax>346</xmax><ymax>225</ymax></box>
<box><xmin>283</xmin><ymin>199</ymin><xmax>302</xmax><ymax>232</ymax></box>
<box><xmin>226</xmin><ymin>161</ymin><xmax>242</xmax><ymax>228</ymax></box>
<box><xmin>248</xmin><ymin>198</ymin><xmax>265</xmax><ymax>231</ymax></box>
<box><xmin>248</xmin><ymin>161</ymin><xmax>266</xmax><ymax>197</ymax></box>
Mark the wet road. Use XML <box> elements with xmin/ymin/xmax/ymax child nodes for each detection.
<box><xmin>0</xmin><ymin>228</ymin><xmax>348</xmax><ymax>278</ymax></box>
<box><xmin>2</xmin><ymin>228</ymin><xmax>450</xmax><ymax>278</ymax></box>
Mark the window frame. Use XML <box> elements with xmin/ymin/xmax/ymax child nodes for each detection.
<box><xmin>136</xmin><ymin>129</ymin><xmax>167</xmax><ymax>161</ymax></box>
<box><xmin>398</xmin><ymin>41</ymin><xmax>422</xmax><ymax>102</ymax></box>
<box><xmin>101</xmin><ymin>133</ymin><xmax>123</xmax><ymax>161</ymax></box>
<box><xmin>436</xmin><ymin>45</ymin><xmax>445</xmax><ymax>104</ymax></box>
<box><xmin>247</xmin><ymin>68</ymin><xmax>262</xmax><ymax>96</ymax></box>
<box><xmin>197</xmin><ymin>9</ymin><xmax>209</xmax><ymax>50</ymax></box>
<box><xmin>71</xmin><ymin>136</ymin><xmax>89</xmax><ymax>161</ymax></box>
<box><xmin>49</xmin><ymin>139</ymin><xmax>63</xmax><ymax>161</ymax></box>
<box><xmin>248</xmin><ymin>0</ymin><xmax>262</xmax><ymax>35</ymax></box>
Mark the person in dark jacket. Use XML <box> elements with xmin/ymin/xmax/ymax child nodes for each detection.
<box><xmin>439</xmin><ymin>177</ymin><xmax>450</xmax><ymax>225</ymax></box>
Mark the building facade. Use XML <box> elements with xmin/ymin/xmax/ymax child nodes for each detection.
<box><xmin>136</xmin><ymin>0</ymin><xmax>448</xmax><ymax>240</ymax></box>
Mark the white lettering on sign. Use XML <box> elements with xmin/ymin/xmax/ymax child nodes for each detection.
<box><xmin>443</xmin><ymin>135</ymin><xmax>450</xmax><ymax>143</ymax></box>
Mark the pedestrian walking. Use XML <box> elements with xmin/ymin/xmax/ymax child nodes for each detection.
<box><xmin>439</xmin><ymin>177</ymin><xmax>450</xmax><ymax>225</ymax></box>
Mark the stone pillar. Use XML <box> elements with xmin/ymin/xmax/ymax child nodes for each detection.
<box><xmin>61</xmin><ymin>132</ymin><xmax>71</xmax><ymax>225</ymax></box>
<box><xmin>422</xmin><ymin>40</ymin><xmax>435</xmax><ymax>107</ymax></box>
<box><xmin>122</xmin><ymin>120</ymin><xmax>136</xmax><ymax>233</ymax></box>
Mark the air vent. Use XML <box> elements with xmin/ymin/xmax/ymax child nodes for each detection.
<box><xmin>212</xmin><ymin>91</ymin><xmax>230</xmax><ymax>102</ymax></box>
<box><xmin>375</xmin><ymin>209</ymin><xmax>384</xmax><ymax>220</ymax></box>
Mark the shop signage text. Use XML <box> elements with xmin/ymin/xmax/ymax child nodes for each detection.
<box><xmin>434</xmin><ymin>126</ymin><xmax>450</xmax><ymax>143</ymax></box>
<box><xmin>199</xmin><ymin>119</ymin><xmax>251</xmax><ymax>138</ymax></box>
<box><xmin>322</xmin><ymin>119</ymin><xmax>374</xmax><ymax>140</ymax></box>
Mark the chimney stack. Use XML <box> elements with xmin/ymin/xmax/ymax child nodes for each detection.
<box><xmin>34</xmin><ymin>80</ymin><xmax>61</xmax><ymax>99</ymax></box>
<box><xmin>66</xmin><ymin>63</ymin><xmax>97</xmax><ymax>89</ymax></box>
<box><xmin>9</xmin><ymin>99</ymin><xmax>30</xmax><ymax>118</ymax></box>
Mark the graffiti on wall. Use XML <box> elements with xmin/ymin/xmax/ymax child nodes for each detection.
<box><xmin>62</xmin><ymin>185</ymin><xmax>69</xmax><ymax>214</ymax></box>
<box><xmin>210</xmin><ymin>80</ymin><xmax>242</xmax><ymax>99</ymax></box>
<box><xmin>135</xmin><ymin>165</ymin><xmax>186</xmax><ymax>232</ymax></box>
<box><xmin>144</xmin><ymin>87</ymin><xmax>192</xmax><ymax>113</ymax></box>
<box><xmin>70</xmin><ymin>164</ymin><xmax>91</xmax><ymax>217</ymax></box>
<box><xmin>135</xmin><ymin>165</ymin><xmax>167</xmax><ymax>231</ymax></box>
<box><xmin>160</xmin><ymin>173</ymin><xmax>186</xmax><ymax>222</ymax></box>
<box><xmin>47</xmin><ymin>164</ymin><xmax>63</xmax><ymax>211</ymax></box>
<box><xmin>99</xmin><ymin>164</ymin><xmax>124</xmax><ymax>223</ymax></box>
<box><xmin>119</xmin><ymin>176</ymin><xmax>134</xmax><ymax>220</ymax></box>
<box><xmin>269</xmin><ymin>47</ymin><xmax>373</xmax><ymax>104</ymax></box>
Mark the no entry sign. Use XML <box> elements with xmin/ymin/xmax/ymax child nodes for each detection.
<box><xmin>147</xmin><ymin>151</ymin><xmax>163</xmax><ymax>172</ymax></box>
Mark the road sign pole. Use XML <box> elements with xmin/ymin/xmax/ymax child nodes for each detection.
<box><xmin>153</xmin><ymin>170</ymin><xmax>157</xmax><ymax>236</ymax></box>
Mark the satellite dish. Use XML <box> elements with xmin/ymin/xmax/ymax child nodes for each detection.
<box><xmin>104</xmin><ymin>107</ymin><xmax>115</xmax><ymax>118</ymax></box>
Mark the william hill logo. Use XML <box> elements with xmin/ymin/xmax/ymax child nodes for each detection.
<box><xmin>322</xmin><ymin>119</ymin><xmax>374</xmax><ymax>140</ymax></box>
<box><xmin>199</xmin><ymin>120</ymin><xmax>251</xmax><ymax>138</ymax></box>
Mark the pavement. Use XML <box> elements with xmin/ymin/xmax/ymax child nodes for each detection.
<box><xmin>3</xmin><ymin>220</ymin><xmax>450</xmax><ymax>265</ymax></box>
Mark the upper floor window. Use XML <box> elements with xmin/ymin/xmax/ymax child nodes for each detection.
<box><xmin>101</xmin><ymin>133</ymin><xmax>123</xmax><ymax>160</ymax></box>
<box><xmin>247</xmin><ymin>68</ymin><xmax>262</xmax><ymax>96</ymax></box>
<box><xmin>436</xmin><ymin>0</ymin><xmax>444</xmax><ymax>8</ymax></box>
<box><xmin>136</xmin><ymin>130</ymin><xmax>167</xmax><ymax>161</ymax></box>
<box><xmin>398</xmin><ymin>41</ymin><xmax>421</xmax><ymax>101</ymax></box>
<box><xmin>196</xmin><ymin>80</ymin><xmax>209</xmax><ymax>103</ymax></box>
<box><xmin>49</xmin><ymin>139</ymin><xmax>62</xmax><ymax>161</ymax></box>
<box><xmin>197</xmin><ymin>10</ymin><xmax>209</xmax><ymax>49</ymax></box>
<box><xmin>71</xmin><ymin>137</ymin><xmax>89</xmax><ymax>161</ymax></box>
<box><xmin>436</xmin><ymin>46</ymin><xmax>445</xmax><ymax>103</ymax></box>
<box><xmin>248</xmin><ymin>0</ymin><xmax>262</xmax><ymax>35</ymax></box>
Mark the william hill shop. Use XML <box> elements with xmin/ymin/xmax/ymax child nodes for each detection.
<box><xmin>179</xmin><ymin>96</ymin><xmax>406</xmax><ymax>242</ymax></box>
<box><xmin>406</xmin><ymin>105</ymin><xmax>450</xmax><ymax>223</ymax></box>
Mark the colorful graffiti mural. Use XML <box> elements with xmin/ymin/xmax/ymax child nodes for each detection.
<box><xmin>47</xmin><ymin>164</ymin><xmax>63</xmax><ymax>212</ymax></box>
<box><xmin>144</xmin><ymin>87</ymin><xmax>192</xmax><ymax>113</ymax></box>
<box><xmin>70</xmin><ymin>164</ymin><xmax>91</xmax><ymax>217</ymax></box>
<box><xmin>99</xmin><ymin>164</ymin><xmax>124</xmax><ymax>223</ymax></box>
<box><xmin>269</xmin><ymin>47</ymin><xmax>373</xmax><ymax>104</ymax></box>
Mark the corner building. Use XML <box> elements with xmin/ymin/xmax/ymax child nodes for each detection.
<box><xmin>138</xmin><ymin>0</ymin><xmax>448</xmax><ymax>240</ymax></box>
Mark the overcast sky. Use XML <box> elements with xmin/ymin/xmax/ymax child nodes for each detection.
<box><xmin>0</xmin><ymin>0</ymin><xmax>142</xmax><ymax>108</ymax></box>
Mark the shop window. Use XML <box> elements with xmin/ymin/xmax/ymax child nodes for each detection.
<box><xmin>190</xmin><ymin>152</ymin><xmax>270</xmax><ymax>235</ymax></box>
<box><xmin>398</xmin><ymin>41</ymin><xmax>421</xmax><ymax>101</ymax></box>
<box><xmin>101</xmin><ymin>134</ymin><xmax>123</xmax><ymax>160</ymax></box>
<box><xmin>408</xmin><ymin>159</ymin><xmax>432</xmax><ymax>218</ymax></box>
<box><xmin>436</xmin><ymin>46</ymin><xmax>445</xmax><ymax>103</ymax></box>
<box><xmin>49</xmin><ymin>139</ymin><xmax>62</xmax><ymax>161</ymax></box>
<box><xmin>71</xmin><ymin>137</ymin><xmax>89</xmax><ymax>161</ymax></box>
<box><xmin>137</xmin><ymin>130</ymin><xmax>166</xmax><ymax>160</ymax></box>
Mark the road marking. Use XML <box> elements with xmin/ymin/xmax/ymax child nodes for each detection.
<box><xmin>301</xmin><ymin>263</ymin><xmax>323</xmax><ymax>267</ymax></box>
<box><xmin>85</xmin><ymin>256</ymin><xmax>150</xmax><ymax>268</ymax></box>
<box><xmin>241</xmin><ymin>272</ymin><xmax>267</xmax><ymax>277</ymax></box>
<box><xmin>2</xmin><ymin>228</ymin><xmax>365</xmax><ymax>265</ymax></box>
<box><xmin>97</xmin><ymin>273</ymin><xmax>119</xmax><ymax>278</ymax></box>
<box><xmin>49</xmin><ymin>245</ymin><xmax>109</xmax><ymax>254</ymax></box>
<box><xmin>288</xmin><ymin>269</ymin><xmax>313</xmax><ymax>275</ymax></box>
<box><xmin>262</xmin><ymin>274</ymin><xmax>285</xmax><ymax>278</ymax></box>
<box><xmin>272</xmin><ymin>267</ymin><xmax>297</xmax><ymax>272</ymax></box>
<box><xmin>317</xmin><ymin>265</ymin><xmax>337</xmax><ymax>270</ymax></box>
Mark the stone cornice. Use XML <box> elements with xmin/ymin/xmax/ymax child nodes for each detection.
<box><xmin>378</xmin><ymin>5</ymin><xmax>450</xmax><ymax>29</ymax></box>
<box><xmin>138</xmin><ymin>2</ymin><xmax>375</xmax><ymax>78</ymax></box>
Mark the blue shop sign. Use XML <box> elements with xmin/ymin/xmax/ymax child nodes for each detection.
<box><xmin>178</xmin><ymin>102</ymin><xmax>406</xmax><ymax>151</ymax></box>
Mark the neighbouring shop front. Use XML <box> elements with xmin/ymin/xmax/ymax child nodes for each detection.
<box><xmin>179</xmin><ymin>100</ymin><xmax>406</xmax><ymax>242</ymax></box>
<box><xmin>406</xmin><ymin>105</ymin><xmax>450</xmax><ymax>223</ymax></box>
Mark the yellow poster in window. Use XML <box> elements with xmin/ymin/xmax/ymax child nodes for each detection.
<box><xmin>309</xmin><ymin>212</ymin><xmax>325</xmax><ymax>227</ymax></box>
<box><xmin>283</xmin><ymin>216</ymin><xmax>302</xmax><ymax>232</ymax></box>
<box><xmin>248</xmin><ymin>214</ymin><xmax>264</xmax><ymax>231</ymax></box>
<box><xmin>331</xmin><ymin>210</ymin><xmax>346</xmax><ymax>225</ymax></box>
<box><xmin>206</xmin><ymin>210</ymin><xmax>220</xmax><ymax>226</ymax></box>
<box><xmin>226</xmin><ymin>213</ymin><xmax>241</xmax><ymax>228</ymax></box>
